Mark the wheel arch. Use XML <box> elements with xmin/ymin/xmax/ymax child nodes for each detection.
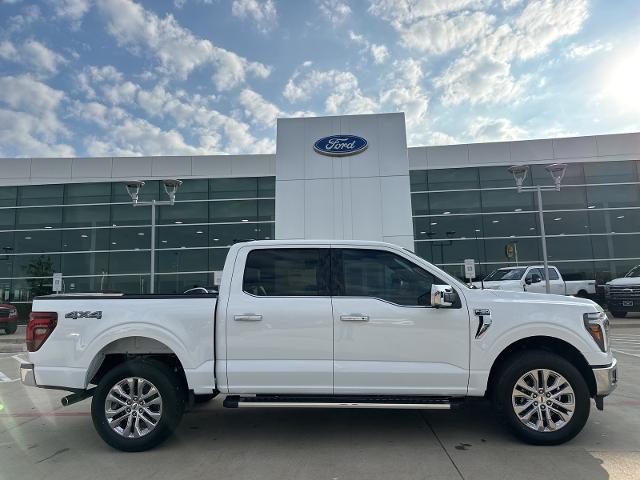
<box><xmin>486</xmin><ymin>336</ymin><xmax>597</xmax><ymax>398</ymax></box>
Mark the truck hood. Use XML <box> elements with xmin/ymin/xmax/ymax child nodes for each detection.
<box><xmin>470</xmin><ymin>288</ymin><xmax>599</xmax><ymax>308</ymax></box>
<box><xmin>607</xmin><ymin>277</ymin><xmax>640</xmax><ymax>286</ymax></box>
<box><xmin>472</xmin><ymin>280</ymin><xmax>522</xmax><ymax>290</ymax></box>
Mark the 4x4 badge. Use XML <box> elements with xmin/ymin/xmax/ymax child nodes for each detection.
<box><xmin>65</xmin><ymin>311</ymin><xmax>102</xmax><ymax>319</ymax></box>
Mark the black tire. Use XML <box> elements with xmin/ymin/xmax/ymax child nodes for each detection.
<box><xmin>494</xmin><ymin>350</ymin><xmax>590</xmax><ymax>445</ymax></box>
<box><xmin>91</xmin><ymin>359</ymin><xmax>185</xmax><ymax>452</ymax></box>
<box><xmin>193</xmin><ymin>393</ymin><xmax>217</xmax><ymax>404</ymax></box>
<box><xmin>610</xmin><ymin>310</ymin><xmax>627</xmax><ymax>318</ymax></box>
<box><xmin>4</xmin><ymin>321</ymin><xmax>17</xmax><ymax>335</ymax></box>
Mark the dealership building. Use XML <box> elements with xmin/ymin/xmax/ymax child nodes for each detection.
<box><xmin>0</xmin><ymin>112</ymin><xmax>639</xmax><ymax>306</ymax></box>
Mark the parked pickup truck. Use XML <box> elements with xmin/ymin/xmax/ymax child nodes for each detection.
<box><xmin>474</xmin><ymin>265</ymin><xmax>596</xmax><ymax>297</ymax></box>
<box><xmin>605</xmin><ymin>264</ymin><xmax>640</xmax><ymax>318</ymax></box>
<box><xmin>21</xmin><ymin>240</ymin><xmax>617</xmax><ymax>451</ymax></box>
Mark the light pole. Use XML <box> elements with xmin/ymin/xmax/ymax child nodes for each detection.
<box><xmin>508</xmin><ymin>163</ymin><xmax>567</xmax><ymax>294</ymax></box>
<box><xmin>124</xmin><ymin>179</ymin><xmax>183</xmax><ymax>294</ymax></box>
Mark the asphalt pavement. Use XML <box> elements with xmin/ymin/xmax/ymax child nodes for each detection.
<box><xmin>0</xmin><ymin>329</ymin><xmax>639</xmax><ymax>479</ymax></box>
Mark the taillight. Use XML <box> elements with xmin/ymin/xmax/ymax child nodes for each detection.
<box><xmin>26</xmin><ymin>312</ymin><xmax>57</xmax><ymax>352</ymax></box>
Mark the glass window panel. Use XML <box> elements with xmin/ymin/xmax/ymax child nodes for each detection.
<box><xmin>14</xmin><ymin>230</ymin><xmax>61</xmax><ymax>253</ymax></box>
<box><xmin>410</xmin><ymin>170</ymin><xmax>428</xmax><ymax>192</ymax></box>
<box><xmin>413</xmin><ymin>215</ymin><xmax>482</xmax><ymax>241</ymax></box>
<box><xmin>15</xmin><ymin>207</ymin><xmax>63</xmax><ymax>229</ymax></box>
<box><xmin>483</xmin><ymin>238</ymin><xmax>541</xmax><ymax>263</ymax></box>
<box><xmin>586</xmin><ymin>184</ymin><xmax>640</xmax><ymax>209</ymax></box>
<box><xmin>108</xmin><ymin>251</ymin><xmax>149</xmax><ymax>274</ymax></box>
<box><xmin>61</xmin><ymin>252</ymin><xmax>109</xmax><ymax>276</ymax></box>
<box><xmin>591</xmin><ymin>234</ymin><xmax>640</xmax><ymax>260</ymax></box>
<box><xmin>588</xmin><ymin>209</ymin><xmax>640</xmax><ymax>234</ymax></box>
<box><xmin>532</xmin><ymin>162</ymin><xmax>584</xmax><ymax>186</ymax></box>
<box><xmin>210</xmin><ymin>222</ymin><xmax>268</xmax><ymax>245</ymax></box>
<box><xmin>584</xmin><ymin>161</ymin><xmax>639</xmax><ymax>184</ymax></box>
<box><xmin>109</xmin><ymin>227</ymin><xmax>150</xmax><ymax>250</ymax></box>
<box><xmin>428</xmin><ymin>168</ymin><xmax>479</xmax><ymax>190</ymax></box>
<box><xmin>337</xmin><ymin>249</ymin><xmax>439</xmax><ymax>306</ymax></box>
<box><xmin>158</xmin><ymin>201</ymin><xmax>208</xmax><ymax>225</ymax></box>
<box><xmin>210</xmin><ymin>178</ymin><xmax>258</xmax><ymax>199</ymax></box>
<box><xmin>482</xmin><ymin>213</ymin><xmax>537</xmax><ymax>237</ymax></box>
<box><xmin>157</xmin><ymin>225</ymin><xmax>209</xmax><ymax>249</ymax></box>
<box><xmin>64</xmin><ymin>183</ymin><xmax>111</xmax><ymax>204</ymax></box>
<box><xmin>18</xmin><ymin>185</ymin><xmax>64</xmax><ymax>206</ymax></box>
<box><xmin>172</xmin><ymin>179</ymin><xmax>208</xmax><ymax>201</ymax></box>
<box><xmin>63</xmin><ymin>204</ymin><xmax>110</xmax><ymax>228</ymax></box>
<box><xmin>538</xmin><ymin>185</ymin><xmax>587</xmax><ymax>210</ymax></box>
<box><xmin>0</xmin><ymin>208</ymin><xmax>15</xmax><ymax>229</ymax></box>
<box><xmin>156</xmin><ymin>272</ymin><xmax>211</xmax><ymax>295</ymax></box>
<box><xmin>547</xmin><ymin>236</ymin><xmax>594</xmax><ymax>261</ymax></box>
<box><xmin>103</xmin><ymin>274</ymin><xmax>149</xmax><ymax>294</ymax></box>
<box><xmin>157</xmin><ymin>249</ymin><xmax>209</xmax><ymax>274</ymax></box>
<box><xmin>543</xmin><ymin>211</ymin><xmax>589</xmax><ymax>235</ymax></box>
<box><xmin>429</xmin><ymin>239</ymin><xmax>482</xmax><ymax>265</ymax></box>
<box><xmin>480</xmin><ymin>166</ymin><xmax>532</xmax><ymax>189</ymax></box>
<box><xmin>429</xmin><ymin>191</ymin><xmax>481</xmax><ymax>215</ymax></box>
<box><xmin>258</xmin><ymin>199</ymin><xmax>275</xmax><ymax>221</ymax></box>
<box><xmin>13</xmin><ymin>253</ymin><xmax>60</xmax><ymax>279</ymax></box>
<box><xmin>556</xmin><ymin>262</ymin><xmax>595</xmax><ymax>281</ymax></box>
<box><xmin>414</xmin><ymin>241</ymin><xmax>433</xmax><ymax>263</ymax></box>
<box><xmin>210</xmin><ymin>199</ymin><xmax>258</xmax><ymax>223</ymax></box>
<box><xmin>481</xmin><ymin>189</ymin><xmax>534</xmax><ymax>212</ymax></box>
<box><xmin>62</xmin><ymin>228</ymin><xmax>109</xmax><ymax>252</ymax></box>
<box><xmin>111</xmin><ymin>204</ymin><xmax>150</xmax><ymax>226</ymax></box>
<box><xmin>243</xmin><ymin>248</ymin><xmax>329</xmax><ymax>296</ymax></box>
<box><xmin>111</xmin><ymin>180</ymin><xmax>160</xmax><ymax>203</ymax></box>
<box><xmin>0</xmin><ymin>249</ymin><xmax>13</xmax><ymax>278</ymax></box>
<box><xmin>0</xmin><ymin>186</ymin><xmax>17</xmax><ymax>207</ymax></box>
<box><xmin>411</xmin><ymin>193</ymin><xmax>429</xmax><ymax>216</ymax></box>
<box><xmin>209</xmin><ymin>248</ymin><xmax>229</xmax><ymax>271</ymax></box>
<box><xmin>258</xmin><ymin>177</ymin><xmax>276</xmax><ymax>197</ymax></box>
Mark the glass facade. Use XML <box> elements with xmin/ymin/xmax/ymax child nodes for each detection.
<box><xmin>0</xmin><ymin>177</ymin><xmax>275</xmax><ymax>303</ymax></box>
<box><xmin>410</xmin><ymin>161</ymin><xmax>640</xmax><ymax>284</ymax></box>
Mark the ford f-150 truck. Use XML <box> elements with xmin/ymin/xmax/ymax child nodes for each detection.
<box><xmin>20</xmin><ymin>240</ymin><xmax>617</xmax><ymax>451</ymax></box>
<box><xmin>605</xmin><ymin>264</ymin><xmax>640</xmax><ymax>318</ymax></box>
<box><xmin>474</xmin><ymin>265</ymin><xmax>596</xmax><ymax>297</ymax></box>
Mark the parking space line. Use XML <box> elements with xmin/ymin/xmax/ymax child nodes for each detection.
<box><xmin>0</xmin><ymin>371</ymin><xmax>18</xmax><ymax>383</ymax></box>
<box><xmin>612</xmin><ymin>349</ymin><xmax>640</xmax><ymax>358</ymax></box>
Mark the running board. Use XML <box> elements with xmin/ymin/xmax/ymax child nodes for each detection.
<box><xmin>223</xmin><ymin>395</ymin><xmax>460</xmax><ymax>410</ymax></box>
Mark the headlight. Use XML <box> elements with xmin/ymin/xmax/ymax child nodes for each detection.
<box><xmin>10</xmin><ymin>308</ymin><xmax>17</xmax><ymax>316</ymax></box>
<box><xmin>583</xmin><ymin>311</ymin><xmax>610</xmax><ymax>352</ymax></box>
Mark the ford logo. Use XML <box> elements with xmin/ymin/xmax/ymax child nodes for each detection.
<box><xmin>313</xmin><ymin>134</ymin><xmax>368</xmax><ymax>157</ymax></box>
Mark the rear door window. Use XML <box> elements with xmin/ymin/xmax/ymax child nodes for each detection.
<box><xmin>243</xmin><ymin>248</ymin><xmax>330</xmax><ymax>296</ymax></box>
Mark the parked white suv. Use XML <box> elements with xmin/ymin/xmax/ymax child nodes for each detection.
<box><xmin>21</xmin><ymin>240</ymin><xmax>617</xmax><ymax>451</ymax></box>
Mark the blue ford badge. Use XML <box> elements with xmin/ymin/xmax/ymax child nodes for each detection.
<box><xmin>313</xmin><ymin>134</ymin><xmax>368</xmax><ymax>156</ymax></box>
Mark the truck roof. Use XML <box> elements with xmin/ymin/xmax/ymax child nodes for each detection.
<box><xmin>232</xmin><ymin>239</ymin><xmax>406</xmax><ymax>248</ymax></box>
<box><xmin>497</xmin><ymin>265</ymin><xmax>558</xmax><ymax>270</ymax></box>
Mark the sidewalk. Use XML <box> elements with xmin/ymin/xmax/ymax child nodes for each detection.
<box><xmin>0</xmin><ymin>325</ymin><xmax>26</xmax><ymax>353</ymax></box>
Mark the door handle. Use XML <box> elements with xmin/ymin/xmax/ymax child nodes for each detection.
<box><xmin>234</xmin><ymin>314</ymin><xmax>263</xmax><ymax>321</ymax></box>
<box><xmin>340</xmin><ymin>314</ymin><xmax>369</xmax><ymax>322</ymax></box>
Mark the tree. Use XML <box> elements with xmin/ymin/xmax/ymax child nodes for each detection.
<box><xmin>24</xmin><ymin>255</ymin><xmax>54</xmax><ymax>298</ymax></box>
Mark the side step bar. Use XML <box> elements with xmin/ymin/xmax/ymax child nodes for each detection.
<box><xmin>223</xmin><ymin>395</ymin><xmax>460</xmax><ymax>410</ymax></box>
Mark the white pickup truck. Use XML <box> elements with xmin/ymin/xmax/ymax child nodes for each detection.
<box><xmin>605</xmin><ymin>264</ymin><xmax>640</xmax><ymax>318</ymax></box>
<box><xmin>474</xmin><ymin>265</ymin><xmax>596</xmax><ymax>297</ymax></box>
<box><xmin>21</xmin><ymin>240</ymin><xmax>617</xmax><ymax>451</ymax></box>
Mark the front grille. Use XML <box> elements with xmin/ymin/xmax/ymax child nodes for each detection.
<box><xmin>0</xmin><ymin>309</ymin><xmax>9</xmax><ymax>318</ymax></box>
<box><xmin>608</xmin><ymin>285</ymin><xmax>640</xmax><ymax>299</ymax></box>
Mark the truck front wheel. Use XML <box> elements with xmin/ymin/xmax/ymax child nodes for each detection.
<box><xmin>495</xmin><ymin>351</ymin><xmax>590</xmax><ymax>445</ymax></box>
<box><xmin>91</xmin><ymin>359</ymin><xmax>185</xmax><ymax>452</ymax></box>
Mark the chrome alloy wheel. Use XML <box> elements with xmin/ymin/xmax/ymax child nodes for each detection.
<box><xmin>105</xmin><ymin>377</ymin><xmax>163</xmax><ymax>438</ymax></box>
<box><xmin>511</xmin><ymin>368</ymin><xmax>575</xmax><ymax>432</ymax></box>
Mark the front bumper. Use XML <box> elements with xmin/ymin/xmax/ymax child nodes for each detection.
<box><xmin>20</xmin><ymin>363</ymin><xmax>37</xmax><ymax>387</ymax></box>
<box><xmin>593</xmin><ymin>357</ymin><xmax>618</xmax><ymax>396</ymax></box>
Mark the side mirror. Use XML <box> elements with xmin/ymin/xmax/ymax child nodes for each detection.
<box><xmin>525</xmin><ymin>276</ymin><xmax>532</xmax><ymax>285</ymax></box>
<box><xmin>431</xmin><ymin>284</ymin><xmax>457</xmax><ymax>308</ymax></box>
<box><xmin>531</xmin><ymin>273</ymin><xmax>542</xmax><ymax>284</ymax></box>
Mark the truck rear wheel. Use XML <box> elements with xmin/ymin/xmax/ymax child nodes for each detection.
<box><xmin>495</xmin><ymin>351</ymin><xmax>590</xmax><ymax>445</ymax></box>
<box><xmin>91</xmin><ymin>359</ymin><xmax>185</xmax><ymax>452</ymax></box>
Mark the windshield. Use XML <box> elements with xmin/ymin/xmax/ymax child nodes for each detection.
<box><xmin>484</xmin><ymin>268</ymin><xmax>527</xmax><ymax>281</ymax></box>
<box><xmin>626</xmin><ymin>265</ymin><xmax>640</xmax><ymax>278</ymax></box>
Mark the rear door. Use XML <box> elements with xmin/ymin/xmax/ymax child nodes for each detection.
<box><xmin>331</xmin><ymin>247</ymin><xmax>470</xmax><ymax>395</ymax></box>
<box><xmin>225</xmin><ymin>246</ymin><xmax>334</xmax><ymax>394</ymax></box>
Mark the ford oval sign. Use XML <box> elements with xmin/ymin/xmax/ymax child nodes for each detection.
<box><xmin>313</xmin><ymin>135</ymin><xmax>368</xmax><ymax>157</ymax></box>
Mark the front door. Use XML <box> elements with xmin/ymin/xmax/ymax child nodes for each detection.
<box><xmin>331</xmin><ymin>247</ymin><xmax>470</xmax><ymax>395</ymax></box>
<box><xmin>225</xmin><ymin>246</ymin><xmax>333</xmax><ymax>394</ymax></box>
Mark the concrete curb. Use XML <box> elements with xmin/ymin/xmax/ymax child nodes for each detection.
<box><xmin>0</xmin><ymin>343</ymin><xmax>26</xmax><ymax>353</ymax></box>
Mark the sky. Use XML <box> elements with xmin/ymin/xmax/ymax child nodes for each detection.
<box><xmin>0</xmin><ymin>0</ymin><xmax>639</xmax><ymax>158</ymax></box>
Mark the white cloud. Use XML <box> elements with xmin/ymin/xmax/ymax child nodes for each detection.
<box><xmin>318</xmin><ymin>0</ymin><xmax>352</xmax><ymax>25</ymax></box>
<box><xmin>0</xmin><ymin>75</ymin><xmax>74</xmax><ymax>157</ymax></box>
<box><xmin>231</xmin><ymin>0</ymin><xmax>277</xmax><ymax>33</ymax></box>
<box><xmin>348</xmin><ymin>31</ymin><xmax>389</xmax><ymax>64</ymax></box>
<box><xmin>565</xmin><ymin>40</ymin><xmax>612</xmax><ymax>59</ymax></box>
<box><xmin>284</xmin><ymin>68</ymin><xmax>378</xmax><ymax>115</ymax></box>
<box><xmin>5</xmin><ymin>4</ymin><xmax>41</xmax><ymax>33</ymax></box>
<box><xmin>238</xmin><ymin>88</ymin><xmax>282</xmax><ymax>127</ymax></box>
<box><xmin>51</xmin><ymin>0</ymin><xmax>91</xmax><ymax>28</ymax></box>
<box><xmin>97</xmin><ymin>0</ymin><xmax>271</xmax><ymax>89</ymax></box>
<box><xmin>380</xmin><ymin>58</ymin><xmax>429</xmax><ymax>128</ymax></box>
<box><xmin>0</xmin><ymin>39</ymin><xmax>66</xmax><ymax>75</ymax></box>
<box><xmin>467</xmin><ymin>117</ymin><xmax>527</xmax><ymax>141</ymax></box>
